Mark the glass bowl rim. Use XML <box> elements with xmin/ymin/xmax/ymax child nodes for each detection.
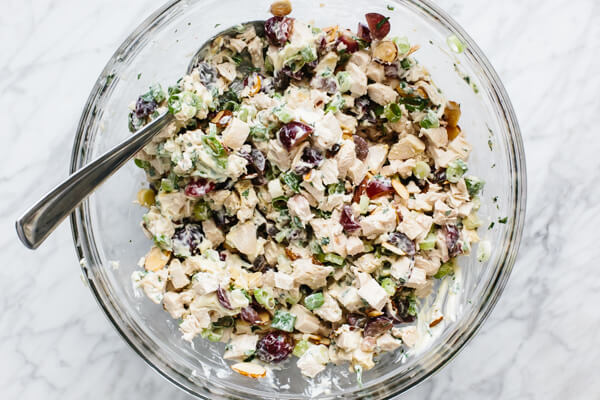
<box><xmin>69</xmin><ymin>0</ymin><xmax>527</xmax><ymax>398</ymax></box>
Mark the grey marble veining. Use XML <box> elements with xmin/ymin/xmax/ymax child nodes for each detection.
<box><xmin>0</xmin><ymin>0</ymin><xmax>598</xmax><ymax>399</ymax></box>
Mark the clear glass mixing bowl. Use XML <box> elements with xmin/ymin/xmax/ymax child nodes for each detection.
<box><xmin>70</xmin><ymin>0</ymin><xmax>526</xmax><ymax>398</ymax></box>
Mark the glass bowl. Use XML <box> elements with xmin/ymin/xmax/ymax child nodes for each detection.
<box><xmin>70</xmin><ymin>0</ymin><xmax>526</xmax><ymax>398</ymax></box>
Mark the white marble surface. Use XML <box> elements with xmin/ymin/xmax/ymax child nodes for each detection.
<box><xmin>1</xmin><ymin>0</ymin><xmax>599</xmax><ymax>398</ymax></box>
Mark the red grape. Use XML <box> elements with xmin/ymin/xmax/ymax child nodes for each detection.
<box><xmin>365</xmin><ymin>13</ymin><xmax>390</xmax><ymax>40</ymax></box>
<box><xmin>366</xmin><ymin>177</ymin><xmax>394</xmax><ymax>199</ymax></box>
<box><xmin>256</xmin><ymin>331</ymin><xmax>294</xmax><ymax>363</ymax></box>
<box><xmin>388</xmin><ymin>232</ymin><xmax>416</xmax><ymax>256</ymax></box>
<box><xmin>337</xmin><ymin>34</ymin><xmax>359</xmax><ymax>53</ymax></box>
<box><xmin>363</xmin><ymin>316</ymin><xmax>393</xmax><ymax>337</ymax></box>
<box><xmin>357</xmin><ymin>23</ymin><xmax>372</xmax><ymax>43</ymax></box>
<box><xmin>340</xmin><ymin>205</ymin><xmax>361</xmax><ymax>233</ymax></box>
<box><xmin>264</xmin><ymin>16</ymin><xmax>294</xmax><ymax>46</ymax></box>
<box><xmin>185</xmin><ymin>179</ymin><xmax>215</xmax><ymax>197</ymax></box>
<box><xmin>278</xmin><ymin>121</ymin><xmax>313</xmax><ymax>151</ymax></box>
<box><xmin>217</xmin><ymin>286</ymin><xmax>233</xmax><ymax>310</ymax></box>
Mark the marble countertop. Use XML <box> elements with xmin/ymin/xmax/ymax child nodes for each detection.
<box><xmin>1</xmin><ymin>0</ymin><xmax>598</xmax><ymax>398</ymax></box>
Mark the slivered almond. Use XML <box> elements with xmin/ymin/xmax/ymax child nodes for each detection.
<box><xmin>406</xmin><ymin>44</ymin><xmax>421</xmax><ymax>57</ymax></box>
<box><xmin>231</xmin><ymin>362</ymin><xmax>266</xmax><ymax>378</ymax></box>
<box><xmin>367</xmin><ymin>310</ymin><xmax>384</xmax><ymax>317</ymax></box>
<box><xmin>391</xmin><ymin>178</ymin><xmax>409</xmax><ymax>200</ymax></box>
<box><xmin>307</xmin><ymin>334</ymin><xmax>330</xmax><ymax>345</ymax></box>
<box><xmin>429</xmin><ymin>316</ymin><xmax>443</xmax><ymax>328</ymax></box>
<box><xmin>285</xmin><ymin>248</ymin><xmax>300</xmax><ymax>261</ymax></box>
<box><xmin>144</xmin><ymin>246</ymin><xmax>171</xmax><ymax>271</ymax></box>
<box><xmin>342</xmin><ymin>130</ymin><xmax>353</xmax><ymax>140</ymax></box>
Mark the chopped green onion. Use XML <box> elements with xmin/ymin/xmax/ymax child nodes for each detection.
<box><xmin>383</xmin><ymin>103</ymin><xmax>402</xmax><ymax>122</ymax></box>
<box><xmin>380</xmin><ymin>278</ymin><xmax>397</xmax><ymax>296</ymax></box>
<box><xmin>304</xmin><ymin>292</ymin><xmax>325</xmax><ymax>310</ymax></box>
<box><xmin>293</xmin><ymin>339</ymin><xmax>311</xmax><ymax>357</ymax></box>
<box><xmin>336</xmin><ymin>71</ymin><xmax>353</xmax><ymax>93</ymax></box>
<box><xmin>273</xmin><ymin>105</ymin><xmax>294</xmax><ymax>123</ymax></box>
<box><xmin>464</xmin><ymin>175</ymin><xmax>485</xmax><ymax>196</ymax></box>
<box><xmin>192</xmin><ymin>200</ymin><xmax>211</xmax><ymax>221</ymax></box>
<box><xmin>446</xmin><ymin>159</ymin><xmax>468</xmax><ymax>183</ymax></box>
<box><xmin>201</xmin><ymin>327</ymin><xmax>223</xmax><ymax>342</ymax></box>
<box><xmin>281</xmin><ymin>172</ymin><xmax>302</xmax><ymax>193</ymax></box>
<box><xmin>272</xmin><ymin>196</ymin><xmax>289</xmax><ymax>211</ymax></box>
<box><xmin>446</xmin><ymin>34</ymin><xmax>465</xmax><ymax>53</ymax></box>
<box><xmin>434</xmin><ymin>259</ymin><xmax>455</xmax><ymax>279</ymax></box>
<box><xmin>270</xmin><ymin>310</ymin><xmax>296</xmax><ymax>332</ymax></box>
<box><xmin>413</xmin><ymin>161</ymin><xmax>431</xmax><ymax>179</ymax></box>
<box><xmin>392</xmin><ymin>36</ymin><xmax>411</xmax><ymax>56</ymax></box>
<box><xmin>325</xmin><ymin>93</ymin><xmax>345</xmax><ymax>114</ymax></box>
<box><xmin>254</xmin><ymin>288</ymin><xmax>275</xmax><ymax>310</ymax></box>
<box><xmin>316</xmin><ymin>252</ymin><xmax>345</xmax><ymax>266</ymax></box>
<box><xmin>420</xmin><ymin>109</ymin><xmax>440</xmax><ymax>129</ymax></box>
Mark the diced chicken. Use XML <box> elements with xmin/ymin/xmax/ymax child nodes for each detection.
<box><xmin>387</xmin><ymin>135</ymin><xmax>426</xmax><ymax>160</ymax></box>
<box><xmin>297</xmin><ymin>345</ymin><xmax>329</xmax><ymax>378</ymax></box>
<box><xmin>390</xmin><ymin>256</ymin><xmax>412</xmax><ymax>282</ymax></box>
<box><xmin>168</xmin><ymin>259</ymin><xmax>190</xmax><ymax>289</ymax></box>
<box><xmin>393</xmin><ymin>326</ymin><xmax>418</xmax><ymax>348</ymax></box>
<box><xmin>247</xmin><ymin>36</ymin><xmax>264</xmax><ymax>69</ymax></box>
<box><xmin>222</xmin><ymin>118</ymin><xmax>250</xmax><ymax>150</ymax></box>
<box><xmin>398</xmin><ymin>211</ymin><xmax>433</xmax><ymax>241</ymax></box>
<box><xmin>380</xmin><ymin>159</ymin><xmax>416</xmax><ymax>178</ymax></box>
<box><xmin>353</xmin><ymin>253</ymin><xmax>382</xmax><ymax>274</ymax></box>
<box><xmin>404</xmin><ymin>63</ymin><xmax>429</xmax><ymax>83</ymax></box>
<box><xmin>365</xmin><ymin>143</ymin><xmax>388</xmax><ymax>173</ymax></box>
<box><xmin>228</xmin><ymin>37</ymin><xmax>246</xmax><ymax>53</ymax></box>
<box><xmin>202</xmin><ymin>218</ymin><xmax>225</xmax><ymax>246</ymax></box>
<box><xmin>290</xmin><ymin>304</ymin><xmax>320</xmax><ymax>333</ymax></box>
<box><xmin>311</xmin><ymin>89</ymin><xmax>329</xmax><ymax>108</ymax></box>
<box><xmin>405</xmin><ymin>267</ymin><xmax>427</xmax><ymax>289</ymax></box>
<box><xmin>334</xmin><ymin>112</ymin><xmax>357</xmax><ymax>132</ymax></box>
<box><xmin>179</xmin><ymin>313</ymin><xmax>210</xmax><ymax>342</ymax></box>
<box><xmin>225</xmin><ymin>221</ymin><xmax>257</xmax><ymax>256</ymax></box>
<box><xmin>143</xmin><ymin>207</ymin><xmax>175</xmax><ymax>240</ymax></box>
<box><xmin>448</xmin><ymin>134</ymin><xmax>472</xmax><ymax>159</ymax></box>
<box><xmin>287</xmin><ymin>194</ymin><xmax>313</xmax><ymax>224</ymax></box>
<box><xmin>136</xmin><ymin>269</ymin><xmax>168</xmax><ymax>304</ymax></box>
<box><xmin>333</xmin><ymin>286</ymin><xmax>363</xmax><ymax>312</ymax></box>
<box><xmin>229</xmin><ymin>289</ymin><xmax>250</xmax><ymax>309</ymax></box>
<box><xmin>421</xmin><ymin>127</ymin><xmax>448</xmax><ymax>148</ymax></box>
<box><xmin>414</xmin><ymin>81</ymin><xmax>445</xmax><ymax>106</ymax></box>
<box><xmin>345</xmin><ymin>236</ymin><xmax>365</xmax><ymax>256</ymax></box>
<box><xmin>315</xmin><ymin>52</ymin><xmax>339</xmax><ymax>76</ymax></box>
<box><xmin>428</xmin><ymin>146</ymin><xmax>458</xmax><ymax>168</ymax></box>
<box><xmin>335</xmin><ymin>139</ymin><xmax>357</xmax><ymax>177</ymax></box>
<box><xmin>223</xmin><ymin>334</ymin><xmax>259</xmax><ymax>360</ymax></box>
<box><xmin>314</xmin><ymin>112</ymin><xmax>343</xmax><ymax>150</ymax></box>
<box><xmin>356</xmin><ymin>272</ymin><xmax>388</xmax><ymax>310</ymax></box>
<box><xmin>162</xmin><ymin>290</ymin><xmax>193</xmax><ymax>319</ymax></box>
<box><xmin>335</xmin><ymin>326</ymin><xmax>362</xmax><ymax>351</ymax></box>
<box><xmin>319</xmin><ymin>159</ymin><xmax>339</xmax><ymax>185</ymax></box>
<box><xmin>346</xmin><ymin>158</ymin><xmax>368</xmax><ymax>185</ymax></box>
<box><xmin>251</xmin><ymin>93</ymin><xmax>278</xmax><ymax>109</ymax></box>
<box><xmin>216</xmin><ymin>62</ymin><xmax>237</xmax><ymax>82</ymax></box>
<box><xmin>292</xmin><ymin>258</ymin><xmax>334</xmax><ymax>289</ymax></box>
<box><xmin>313</xmin><ymin>293</ymin><xmax>342</xmax><ymax>322</ymax></box>
<box><xmin>191</xmin><ymin>272</ymin><xmax>219</xmax><ymax>295</ymax></box>
<box><xmin>352</xmin><ymin>347</ymin><xmax>375</xmax><ymax>369</ymax></box>
<box><xmin>274</xmin><ymin>272</ymin><xmax>294</xmax><ymax>290</ymax></box>
<box><xmin>377</xmin><ymin>333</ymin><xmax>402</xmax><ymax>352</ymax></box>
<box><xmin>360</xmin><ymin>205</ymin><xmax>397</xmax><ymax>238</ymax></box>
<box><xmin>348</xmin><ymin>50</ymin><xmax>371</xmax><ymax>70</ymax></box>
<box><xmin>345</xmin><ymin>62</ymin><xmax>368</xmax><ymax>97</ymax></box>
<box><xmin>310</xmin><ymin>217</ymin><xmax>343</xmax><ymax>241</ymax></box>
<box><xmin>366</xmin><ymin>61</ymin><xmax>385</xmax><ymax>82</ymax></box>
<box><xmin>415</xmin><ymin>254</ymin><xmax>442</xmax><ymax>276</ymax></box>
<box><xmin>267</xmin><ymin>178</ymin><xmax>284</xmax><ymax>199</ymax></box>
<box><xmin>235</xmin><ymin>182</ymin><xmax>259</xmax><ymax>222</ymax></box>
<box><xmin>367</xmin><ymin>83</ymin><xmax>398</xmax><ymax>105</ymax></box>
<box><xmin>433</xmin><ymin>200</ymin><xmax>458</xmax><ymax>225</ymax></box>
<box><xmin>156</xmin><ymin>191</ymin><xmax>189</xmax><ymax>220</ymax></box>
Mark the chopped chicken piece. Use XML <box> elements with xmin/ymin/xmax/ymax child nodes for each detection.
<box><xmin>388</xmin><ymin>135</ymin><xmax>426</xmax><ymax>160</ymax></box>
<box><xmin>367</xmin><ymin>83</ymin><xmax>398</xmax><ymax>105</ymax></box>
<box><xmin>313</xmin><ymin>293</ymin><xmax>343</xmax><ymax>322</ymax></box>
<box><xmin>222</xmin><ymin>118</ymin><xmax>250</xmax><ymax>150</ymax></box>
<box><xmin>290</xmin><ymin>304</ymin><xmax>321</xmax><ymax>333</ymax></box>
<box><xmin>356</xmin><ymin>272</ymin><xmax>388</xmax><ymax>310</ymax></box>
<box><xmin>287</xmin><ymin>194</ymin><xmax>314</xmax><ymax>224</ymax></box>
<box><xmin>292</xmin><ymin>258</ymin><xmax>334</xmax><ymax>289</ymax></box>
<box><xmin>223</xmin><ymin>334</ymin><xmax>259</xmax><ymax>360</ymax></box>
<box><xmin>345</xmin><ymin>62</ymin><xmax>368</xmax><ymax>97</ymax></box>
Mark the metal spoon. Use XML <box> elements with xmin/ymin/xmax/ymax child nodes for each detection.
<box><xmin>16</xmin><ymin>21</ymin><xmax>264</xmax><ymax>249</ymax></box>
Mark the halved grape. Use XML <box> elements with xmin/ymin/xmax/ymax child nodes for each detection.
<box><xmin>172</xmin><ymin>224</ymin><xmax>204</xmax><ymax>256</ymax></box>
<box><xmin>363</xmin><ymin>316</ymin><xmax>393</xmax><ymax>337</ymax></box>
<box><xmin>353</xmin><ymin>135</ymin><xmax>369</xmax><ymax>161</ymax></box>
<box><xmin>366</xmin><ymin>177</ymin><xmax>394</xmax><ymax>199</ymax></box>
<box><xmin>443</xmin><ymin>224</ymin><xmax>462</xmax><ymax>257</ymax></box>
<box><xmin>340</xmin><ymin>205</ymin><xmax>361</xmax><ymax>233</ymax></box>
<box><xmin>388</xmin><ymin>232</ymin><xmax>416</xmax><ymax>256</ymax></box>
<box><xmin>185</xmin><ymin>179</ymin><xmax>216</xmax><ymax>197</ymax></box>
<box><xmin>135</xmin><ymin>97</ymin><xmax>157</xmax><ymax>119</ymax></box>
<box><xmin>264</xmin><ymin>16</ymin><xmax>294</xmax><ymax>46</ymax></box>
<box><xmin>240</xmin><ymin>305</ymin><xmax>263</xmax><ymax>325</ymax></box>
<box><xmin>278</xmin><ymin>121</ymin><xmax>313</xmax><ymax>151</ymax></box>
<box><xmin>365</xmin><ymin>13</ymin><xmax>390</xmax><ymax>40</ymax></box>
<box><xmin>217</xmin><ymin>287</ymin><xmax>233</xmax><ymax>310</ymax></box>
<box><xmin>337</xmin><ymin>34</ymin><xmax>359</xmax><ymax>53</ymax></box>
<box><xmin>357</xmin><ymin>23</ymin><xmax>372</xmax><ymax>43</ymax></box>
<box><xmin>256</xmin><ymin>331</ymin><xmax>294</xmax><ymax>363</ymax></box>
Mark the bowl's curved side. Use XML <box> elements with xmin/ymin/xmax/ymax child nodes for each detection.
<box><xmin>69</xmin><ymin>0</ymin><xmax>526</xmax><ymax>399</ymax></box>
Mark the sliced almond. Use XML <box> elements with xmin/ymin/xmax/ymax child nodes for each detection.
<box><xmin>391</xmin><ymin>178</ymin><xmax>409</xmax><ymax>200</ymax></box>
<box><xmin>429</xmin><ymin>316</ymin><xmax>444</xmax><ymax>328</ymax></box>
<box><xmin>307</xmin><ymin>334</ymin><xmax>331</xmax><ymax>345</ymax></box>
<box><xmin>231</xmin><ymin>362</ymin><xmax>266</xmax><ymax>378</ymax></box>
<box><xmin>285</xmin><ymin>247</ymin><xmax>300</xmax><ymax>261</ymax></box>
<box><xmin>367</xmin><ymin>310</ymin><xmax>384</xmax><ymax>317</ymax></box>
<box><xmin>144</xmin><ymin>246</ymin><xmax>171</xmax><ymax>271</ymax></box>
<box><xmin>270</xmin><ymin>0</ymin><xmax>292</xmax><ymax>17</ymax></box>
<box><xmin>373</xmin><ymin>40</ymin><xmax>398</xmax><ymax>64</ymax></box>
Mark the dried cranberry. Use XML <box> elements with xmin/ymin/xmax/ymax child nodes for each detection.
<box><xmin>256</xmin><ymin>331</ymin><xmax>294</xmax><ymax>363</ymax></box>
<box><xmin>353</xmin><ymin>135</ymin><xmax>369</xmax><ymax>161</ymax></box>
<box><xmin>185</xmin><ymin>178</ymin><xmax>215</xmax><ymax>197</ymax></box>
<box><xmin>212</xmin><ymin>210</ymin><xmax>238</xmax><ymax>230</ymax></box>
<box><xmin>340</xmin><ymin>205</ymin><xmax>361</xmax><ymax>233</ymax></box>
<box><xmin>366</xmin><ymin>177</ymin><xmax>394</xmax><ymax>199</ymax></box>
<box><xmin>135</xmin><ymin>97</ymin><xmax>157</xmax><ymax>119</ymax></box>
<box><xmin>337</xmin><ymin>34</ymin><xmax>359</xmax><ymax>53</ymax></box>
<box><xmin>217</xmin><ymin>287</ymin><xmax>233</xmax><ymax>310</ymax></box>
<box><xmin>219</xmin><ymin>252</ymin><xmax>227</xmax><ymax>261</ymax></box>
<box><xmin>443</xmin><ymin>224</ymin><xmax>462</xmax><ymax>257</ymax></box>
<box><xmin>301</xmin><ymin>147</ymin><xmax>323</xmax><ymax>168</ymax></box>
<box><xmin>172</xmin><ymin>224</ymin><xmax>204</xmax><ymax>256</ymax></box>
<box><xmin>327</xmin><ymin>143</ymin><xmax>341</xmax><ymax>157</ymax></box>
<box><xmin>347</xmin><ymin>313</ymin><xmax>367</xmax><ymax>328</ymax></box>
<box><xmin>431</xmin><ymin>168</ymin><xmax>447</xmax><ymax>184</ymax></box>
<box><xmin>357</xmin><ymin>23</ymin><xmax>372</xmax><ymax>43</ymax></box>
<box><xmin>240</xmin><ymin>305</ymin><xmax>263</xmax><ymax>325</ymax></box>
<box><xmin>384</xmin><ymin>63</ymin><xmax>399</xmax><ymax>79</ymax></box>
<box><xmin>353</xmin><ymin>96</ymin><xmax>371</xmax><ymax>120</ymax></box>
<box><xmin>364</xmin><ymin>316</ymin><xmax>393</xmax><ymax>337</ymax></box>
<box><xmin>365</xmin><ymin>13</ymin><xmax>390</xmax><ymax>40</ymax></box>
<box><xmin>273</xmin><ymin>71</ymin><xmax>291</xmax><ymax>91</ymax></box>
<box><xmin>278</xmin><ymin>121</ymin><xmax>313</xmax><ymax>151</ymax></box>
<box><xmin>388</xmin><ymin>232</ymin><xmax>416</xmax><ymax>256</ymax></box>
<box><xmin>264</xmin><ymin>16</ymin><xmax>294</xmax><ymax>46</ymax></box>
<box><xmin>195</xmin><ymin>62</ymin><xmax>217</xmax><ymax>86</ymax></box>
<box><xmin>240</xmin><ymin>148</ymin><xmax>266</xmax><ymax>177</ymax></box>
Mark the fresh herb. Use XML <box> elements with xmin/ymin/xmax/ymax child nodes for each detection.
<box><xmin>282</xmin><ymin>172</ymin><xmax>302</xmax><ymax>193</ymax></box>
<box><xmin>498</xmin><ymin>217</ymin><xmax>508</xmax><ymax>224</ymax></box>
<box><xmin>241</xmin><ymin>189</ymin><xmax>249</xmax><ymax>198</ymax></box>
<box><xmin>488</xmin><ymin>222</ymin><xmax>495</xmax><ymax>230</ymax></box>
<box><xmin>320</xmin><ymin>237</ymin><xmax>330</xmax><ymax>245</ymax></box>
<box><xmin>488</xmin><ymin>139</ymin><xmax>493</xmax><ymax>151</ymax></box>
<box><xmin>387</xmin><ymin>4</ymin><xmax>395</xmax><ymax>10</ymax></box>
<box><xmin>376</xmin><ymin>16</ymin><xmax>390</xmax><ymax>30</ymax></box>
<box><xmin>137</xmin><ymin>73</ymin><xmax>142</xmax><ymax>80</ymax></box>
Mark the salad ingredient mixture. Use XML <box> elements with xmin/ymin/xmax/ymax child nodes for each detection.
<box><xmin>130</xmin><ymin>6</ymin><xmax>485</xmax><ymax>380</ymax></box>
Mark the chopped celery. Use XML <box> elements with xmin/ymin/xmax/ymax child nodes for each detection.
<box><xmin>464</xmin><ymin>175</ymin><xmax>485</xmax><ymax>196</ymax></box>
<box><xmin>201</xmin><ymin>327</ymin><xmax>223</xmax><ymax>342</ymax></box>
<box><xmin>325</xmin><ymin>93</ymin><xmax>345</xmax><ymax>114</ymax></box>
<box><xmin>413</xmin><ymin>161</ymin><xmax>431</xmax><ymax>179</ymax></box>
<box><xmin>304</xmin><ymin>292</ymin><xmax>325</xmax><ymax>310</ymax></box>
<box><xmin>434</xmin><ymin>259</ymin><xmax>455</xmax><ymax>279</ymax></box>
<box><xmin>160</xmin><ymin>177</ymin><xmax>175</xmax><ymax>192</ymax></box>
<box><xmin>380</xmin><ymin>278</ymin><xmax>397</xmax><ymax>296</ymax></box>
<box><xmin>273</xmin><ymin>105</ymin><xmax>294</xmax><ymax>123</ymax></box>
<box><xmin>317</xmin><ymin>252</ymin><xmax>345</xmax><ymax>266</ymax></box>
<box><xmin>254</xmin><ymin>288</ymin><xmax>276</xmax><ymax>309</ymax></box>
<box><xmin>192</xmin><ymin>200</ymin><xmax>211</xmax><ymax>221</ymax></box>
<box><xmin>446</xmin><ymin>159</ymin><xmax>468</xmax><ymax>183</ymax></box>
<box><xmin>271</xmin><ymin>310</ymin><xmax>296</xmax><ymax>332</ymax></box>
<box><xmin>463</xmin><ymin>212</ymin><xmax>482</xmax><ymax>230</ymax></box>
<box><xmin>293</xmin><ymin>339</ymin><xmax>311</xmax><ymax>357</ymax></box>
<box><xmin>420</xmin><ymin>109</ymin><xmax>440</xmax><ymax>128</ymax></box>
<box><xmin>419</xmin><ymin>231</ymin><xmax>437</xmax><ymax>250</ymax></box>
<box><xmin>336</xmin><ymin>71</ymin><xmax>352</xmax><ymax>93</ymax></box>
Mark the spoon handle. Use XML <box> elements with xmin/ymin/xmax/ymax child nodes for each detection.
<box><xmin>16</xmin><ymin>113</ymin><xmax>173</xmax><ymax>249</ymax></box>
